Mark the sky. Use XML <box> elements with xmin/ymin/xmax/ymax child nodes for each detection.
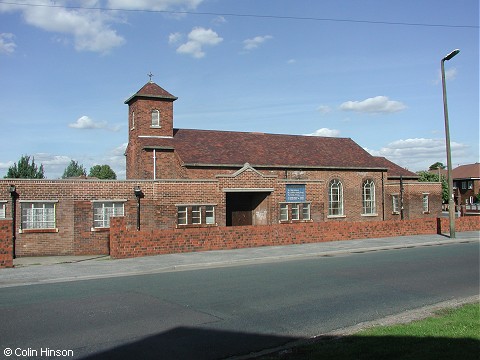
<box><xmin>0</xmin><ymin>0</ymin><xmax>478</xmax><ymax>179</ymax></box>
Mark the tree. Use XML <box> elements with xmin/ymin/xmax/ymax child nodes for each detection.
<box><xmin>417</xmin><ymin>171</ymin><xmax>448</xmax><ymax>203</ymax></box>
<box><xmin>4</xmin><ymin>155</ymin><xmax>45</xmax><ymax>179</ymax></box>
<box><xmin>429</xmin><ymin>162</ymin><xmax>446</xmax><ymax>170</ymax></box>
<box><xmin>62</xmin><ymin>160</ymin><xmax>87</xmax><ymax>178</ymax></box>
<box><xmin>89</xmin><ymin>164</ymin><xmax>116</xmax><ymax>180</ymax></box>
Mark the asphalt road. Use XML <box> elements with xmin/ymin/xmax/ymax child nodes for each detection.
<box><xmin>0</xmin><ymin>242</ymin><xmax>478</xmax><ymax>360</ymax></box>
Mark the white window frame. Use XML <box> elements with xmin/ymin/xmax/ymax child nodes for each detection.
<box><xmin>93</xmin><ymin>201</ymin><xmax>125</xmax><ymax>229</ymax></box>
<box><xmin>291</xmin><ymin>203</ymin><xmax>300</xmax><ymax>220</ymax></box>
<box><xmin>422</xmin><ymin>193</ymin><xmax>429</xmax><ymax>213</ymax></box>
<box><xmin>328</xmin><ymin>179</ymin><xmax>344</xmax><ymax>216</ymax></box>
<box><xmin>280</xmin><ymin>204</ymin><xmax>289</xmax><ymax>221</ymax></box>
<box><xmin>280</xmin><ymin>203</ymin><xmax>311</xmax><ymax>222</ymax></box>
<box><xmin>468</xmin><ymin>181</ymin><xmax>473</xmax><ymax>190</ymax></box>
<box><xmin>392</xmin><ymin>194</ymin><xmax>400</xmax><ymax>214</ymax></box>
<box><xmin>362</xmin><ymin>179</ymin><xmax>376</xmax><ymax>215</ymax></box>
<box><xmin>192</xmin><ymin>205</ymin><xmax>202</xmax><ymax>224</ymax></box>
<box><xmin>302</xmin><ymin>203</ymin><xmax>311</xmax><ymax>220</ymax></box>
<box><xmin>151</xmin><ymin>109</ymin><xmax>160</xmax><ymax>127</ymax></box>
<box><xmin>130</xmin><ymin>111</ymin><xmax>135</xmax><ymax>130</ymax></box>
<box><xmin>462</xmin><ymin>181</ymin><xmax>467</xmax><ymax>190</ymax></box>
<box><xmin>205</xmin><ymin>205</ymin><xmax>215</xmax><ymax>224</ymax></box>
<box><xmin>0</xmin><ymin>201</ymin><xmax>7</xmax><ymax>219</ymax></box>
<box><xmin>177</xmin><ymin>205</ymin><xmax>216</xmax><ymax>226</ymax></box>
<box><xmin>177</xmin><ymin>206</ymin><xmax>188</xmax><ymax>225</ymax></box>
<box><xmin>20</xmin><ymin>201</ymin><xmax>57</xmax><ymax>230</ymax></box>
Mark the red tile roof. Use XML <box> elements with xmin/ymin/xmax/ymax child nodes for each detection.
<box><xmin>373</xmin><ymin>157</ymin><xmax>418</xmax><ymax>178</ymax></box>
<box><xmin>125</xmin><ymin>82</ymin><xmax>177</xmax><ymax>104</ymax></box>
<box><xmin>140</xmin><ymin>128</ymin><xmax>395</xmax><ymax>171</ymax></box>
<box><xmin>452</xmin><ymin>163</ymin><xmax>480</xmax><ymax>179</ymax></box>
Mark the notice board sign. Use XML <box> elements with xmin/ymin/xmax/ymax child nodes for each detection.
<box><xmin>286</xmin><ymin>184</ymin><xmax>306</xmax><ymax>202</ymax></box>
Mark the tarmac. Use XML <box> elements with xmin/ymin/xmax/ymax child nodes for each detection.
<box><xmin>1</xmin><ymin>231</ymin><xmax>479</xmax><ymax>289</ymax></box>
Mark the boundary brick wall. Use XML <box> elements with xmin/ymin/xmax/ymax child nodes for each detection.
<box><xmin>0</xmin><ymin>219</ymin><xmax>13</xmax><ymax>268</ymax></box>
<box><xmin>109</xmin><ymin>216</ymin><xmax>480</xmax><ymax>259</ymax></box>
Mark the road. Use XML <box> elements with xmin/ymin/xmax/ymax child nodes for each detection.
<box><xmin>0</xmin><ymin>242</ymin><xmax>478</xmax><ymax>359</ymax></box>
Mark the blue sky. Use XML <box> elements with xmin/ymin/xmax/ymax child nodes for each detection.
<box><xmin>0</xmin><ymin>0</ymin><xmax>478</xmax><ymax>179</ymax></box>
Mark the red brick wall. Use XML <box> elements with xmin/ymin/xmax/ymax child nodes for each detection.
<box><xmin>109</xmin><ymin>216</ymin><xmax>480</xmax><ymax>259</ymax></box>
<box><xmin>0</xmin><ymin>219</ymin><xmax>13</xmax><ymax>268</ymax></box>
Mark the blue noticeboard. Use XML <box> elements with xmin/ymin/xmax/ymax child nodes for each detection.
<box><xmin>286</xmin><ymin>184</ymin><xmax>306</xmax><ymax>202</ymax></box>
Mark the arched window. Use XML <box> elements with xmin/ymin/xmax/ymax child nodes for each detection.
<box><xmin>328</xmin><ymin>179</ymin><xmax>343</xmax><ymax>216</ymax></box>
<box><xmin>151</xmin><ymin>109</ymin><xmax>160</xmax><ymax>127</ymax></box>
<box><xmin>362</xmin><ymin>179</ymin><xmax>376</xmax><ymax>215</ymax></box>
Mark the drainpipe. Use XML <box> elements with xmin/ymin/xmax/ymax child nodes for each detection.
<box><xmin>400</xmin><ymin>176</ymin><xmax>404</xmax><ymax>220</ymax></box>
<box><xmin>153</xmin><ymin>149</ymin><xmax>156</xmax><ymax>180</ymax></box>
<box><xmin>381</xmin><ymin>172</ymin><xmax>385</xmax><ymax>221</ymax></box>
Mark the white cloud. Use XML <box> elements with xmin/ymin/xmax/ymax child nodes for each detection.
<box><xmin>340</xmin><ymin>96</ymin><xmax>406</xmax><ymax>114</ymax></box>
<box><xmin>306</xmin><ymin>128</ymin><xmax>340</xmax><ymax>137</ymax></box>
<box><xmin>0</xmin><ymin>160</ymin><xmax>14</xmax><ymax>170</ymax></box>
<box><xmin>0</xmin><ymin>0</ymin><xmax>125</xmax><ymax>53</ymax></box>
<box><xmin>435</xmin><ymin>67</ymin><xmax>458</xmax><ymax>84</ymax></box>
<box><xmin>176</xmin><ymin>27</ymin><xmax>223</xmax><ymax>58</ymax></box>
<box><xmin>287</xmin><ymin>59</ymin><xmax>296</xmax><ymax>64</ymax></box>
<box><xmin>0</xmin><ymin>33</ymin><xmax>16</xmax><ymax>54</ymax></box>
<box><xmin>366</xmin><ymin>137</ymin><xmax>470</xmax><ymax>171</ymax></box>
<box><xmin>168</xmin><ymin>32</ymin><xmax>183</xmax><ymax>44</ymax></box>
<box><xmin>243</xmin><ymin>35</ymin><xmax>273</xmax><ymax>51</ymax></box>
<box><xmin>317</xmin><ymin>105</ymin><xmax>332</xmax><ymax>115</ymax></box>
<box><xmin>107</xmin><ymin>0</ymin><xmax>204</xmax><ymax>11</ymax></box>
<box><xmin>68</xmin><ymin>115</ymin><xmax>120</xmax><ymax>131</ymax></box>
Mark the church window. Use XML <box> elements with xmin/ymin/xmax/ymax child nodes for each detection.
<box><xmin>151</xmin><ymin>109</ymin><xmax>160</xmax><ymax>127</ymax></box>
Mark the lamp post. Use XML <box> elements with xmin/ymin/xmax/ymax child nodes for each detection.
<box><xmin>8</xmin><ymin>185</ymin><xmax>17</xmax><ymax>259</ymax></box>
<box><xmin>441</xmin><ymin>48</ymin><xmax>460</xmax><ymax>239</ymax></box>
<box><xmin>134</xmin><ymin>186</ymin><xmax>144</xmax><ymax>231</ymax></box>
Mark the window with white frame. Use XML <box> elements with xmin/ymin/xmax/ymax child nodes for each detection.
<box><xmin>205</xmin><ymin>205</ymin><xmax>215</xmax><ymax>224</ymax></box>
<box><xmin>462</xmin><ymin>181</ymin><xmax>467</xmax><ymax>190</ymax></box>
<box><xmin>21</xmin><ymin>202</ymin><xmax>56</xmax><ymax>230</ymax></box>
<box><xmin>0</xmin><ymin>201</ymin><xmax>6</xmax><ymax>219</ymax></box>
<box><xmin>177</xmin><ymin>206</ymin><xmax>188</xmax><ymax>225</ymax></box>
<box><xmin>130</xmin><ymin>111</ymin><xmax>135</xmax><ymax>130</ymax></box>
<box><xmin>362</xmin><ymin>179</ymin><xmax>376</xmax><ymax>215</ymax></box>
<box><xmin>151</xmin><ymin>109</ymin><xmax>160</xmax><ymax>127</ymax></box>
<box><xmin>177</xmin><ymin>205</ymin><xmax>216</xmax><ymax>226</ymax></box>
<box><xmin>392</xmin><ymin>194</ymin><xmax>400</xmax><ymax>214</ymax></box>
<box><xmin>328</xmin><ymin>179</ymin><xmax>344</xmax><ymax>216</ymax></box>
<box><xmin>468</xmin><ymin>181</ymin><xmax>473</xmax><ymax>189</ymax></box>
<box><xmin>422</xmin><ymin>194</ymin><xmax>429</xmax><ymax>213</ymax></box>
<box><xmin>192</xmin><ymin>205</ymin><xmax>202</xmax><ymax>224</ymax></box>
<box><xmin>93</xmin><ymin>202</ymin><xmax>124</xmax><ymax>228</ymax></box>
<box><xmin>279</xmin><ymin>203</ymin><xmax>310</xmax><ymax>222</ymax></box>
<box><xmin>280</xmin><ymin>204</ymin><xmax>289</xmax><ymax>221</ymax></box>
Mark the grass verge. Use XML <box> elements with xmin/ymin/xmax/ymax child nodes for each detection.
<box><xmin>258</xmin><ymin>302</ymin><xmax>480</xmax><ymax>360</ymax></box>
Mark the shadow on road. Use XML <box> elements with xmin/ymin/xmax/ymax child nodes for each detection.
<box><xmin>79</xmin><ymin>325</ymin><xmax>480</xmax><ymax>360</ymax></box>
<box><xmin>80</xmin><ymin>326</ymin><xmax>299</xmax><ymax>360</ymax></box>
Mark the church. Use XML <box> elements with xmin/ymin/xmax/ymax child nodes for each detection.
<box><xmin>123</xmin><ymin>80</ymin><xmax>438</xmax><ymax>227</ymax></box>
<box><xmin>0</xmin><ymin>80</ymin><xmax>442</xmax><ymax>257</ymax></box>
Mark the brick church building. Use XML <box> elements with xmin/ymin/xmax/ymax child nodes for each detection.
<box><xmin>0</xmin><ymin>80</ymin><xmax>442</xmax><ymax>257</ymax></box>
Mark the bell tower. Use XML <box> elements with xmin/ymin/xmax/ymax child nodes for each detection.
<box><xmin>125</xmin><ymin>77</ymin><xmax>178</xmax><ymax>179</ymax></box>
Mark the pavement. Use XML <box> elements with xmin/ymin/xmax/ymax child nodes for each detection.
<box><xmin>1</xmin><ymin>231</ymin><xmax>479</xmax><ymax>288</ymax></box>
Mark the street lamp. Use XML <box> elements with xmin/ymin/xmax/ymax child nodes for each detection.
<box><xmin>441</xmin><ymin>48</ymin><xmax>460</xmax><ymax>239</ymax></box>
<box><xmin>8</xmin><ymin>185</ymin><xmax>17</xmax><ymax>259</ymax></box>
<box><xmin>134</xmin><ymin>185</ymin><xmax>144</xmax><ymax>231</ymax></box>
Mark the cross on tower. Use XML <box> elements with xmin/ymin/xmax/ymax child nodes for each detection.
<box><xmin>147</xmin><ymin>72</ymin><xmax>154</xmax><ymax>83</ymax></box>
